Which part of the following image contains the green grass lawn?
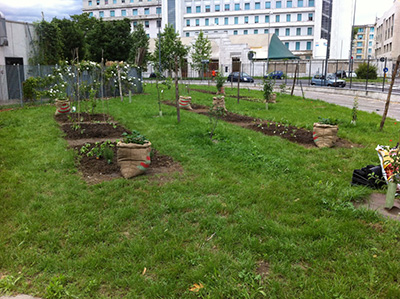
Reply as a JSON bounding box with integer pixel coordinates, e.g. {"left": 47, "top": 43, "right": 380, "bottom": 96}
{"left": 2, "top": 84, "right": 400, "bottom": 298}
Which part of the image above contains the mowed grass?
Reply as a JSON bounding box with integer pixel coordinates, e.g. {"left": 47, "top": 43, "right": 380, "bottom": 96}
{"left": 1, "top": 84, "right": 400, "bottom": 298}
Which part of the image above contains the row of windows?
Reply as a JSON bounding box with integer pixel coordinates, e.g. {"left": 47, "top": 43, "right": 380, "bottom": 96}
{"left": 91, "top": 7, "right": 161, "bottom": 17}
{"left": 356, "top": 34, "right": 374, "bottom": 40}
{"left": 186, "top": 0, "right": 315, "bottom": 13}
{"left": 88, "top": 0, "right": 151, "bottom": 5}
{"left": 186, "top": 13, "right": 313, "bottom": 26}
{"left": 132, "top": 19, "right": 161, "bottom": 28}
{"left": 356, "top": 41, "right": 373, "bottom": 47}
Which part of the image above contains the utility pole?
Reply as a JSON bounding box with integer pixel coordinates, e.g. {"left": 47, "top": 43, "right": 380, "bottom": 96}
{"left": 323, "top": 0, "right": 333, "bottom": 83}
{"left": 348, "top": 0, "right": 357, "bottom": 88}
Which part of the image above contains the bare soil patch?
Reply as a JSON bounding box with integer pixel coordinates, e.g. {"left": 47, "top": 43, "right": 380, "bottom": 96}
{"left": 56, "top": 113, "right": 181, "bottom": 184}
{"left": 164, "top": 101, "right": 360, "bottom": 148}
{"left": 355, "top": 193, "right": 400, "bottom": 221}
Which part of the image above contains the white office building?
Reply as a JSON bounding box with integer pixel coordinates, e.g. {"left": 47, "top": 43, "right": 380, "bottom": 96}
{"left": 162, "top": 0, "right": 353, "bottom": 59}
{"left": 82, "top": 0, "right": 162, "bottom": 38}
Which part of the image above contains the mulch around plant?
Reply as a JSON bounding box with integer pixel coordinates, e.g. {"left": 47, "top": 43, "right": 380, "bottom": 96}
{"left": 163, "top": 101, "right": 360, "bottom": 148}
{"left": 55, "top": 113, "right": 182, "bottom": 184}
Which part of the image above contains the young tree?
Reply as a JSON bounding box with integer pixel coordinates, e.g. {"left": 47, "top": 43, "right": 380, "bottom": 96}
{"left": 190, "top": 30, "right": 212, "bottom": 77}
{"left": 153, "top": 25, "right": 189, "bottom": 122}
{"left": 53, "top": 18, "right": 87, "bottom": 61}
{"left": 128, "top": 23, "right": 150, "bottom": 71}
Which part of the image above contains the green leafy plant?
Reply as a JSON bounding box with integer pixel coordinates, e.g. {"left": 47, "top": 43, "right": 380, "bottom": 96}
{"left": 351, "top": 96, "right": 359, "bottom": 125}
{"left": 279, "top": 83, "right": 287, "bottom": 94}
{"left": 208, "top": 105, "right": 225, "bottom": 140}
{"left": 318, "top": 117, "right": 338, "bottom": 125}
{"left": 46, "top": 275, "right": 70, "bottom": 299}
{"left": 83, "top": 141, "right": 115, "bottom": 164}
{"left": 215, "top": 71, "right": 225, "bottom": 92}
{"left": 22, "top": 77, "right": 42, "bottom": 102}
{"left": 355, "top": 62, "right": 378, "bottom": 80}
{"left": 263, "top": 78, "right": 275, "bottom": 110}
{"left": 122, "top": 130, "right": 148, "bottom": 144}
{"left": 0, "top": 275, "right": 21, "bottom": 294}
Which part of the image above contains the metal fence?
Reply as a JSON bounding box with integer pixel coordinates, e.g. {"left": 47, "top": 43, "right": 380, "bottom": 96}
{"left": 143, "top": 58, "right": 400, "bottom": 94}
{"left": 0, "top": 64, "right": 142, "bottom": 104}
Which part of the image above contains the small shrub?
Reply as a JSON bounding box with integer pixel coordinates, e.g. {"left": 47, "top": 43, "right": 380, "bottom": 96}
{"left": 318, "top": 117, "right": 338, "bottom": 125}
{"left": 355, "top": 62, "right": 378, "bottom": 80}
{"left": 122, "top": 130, "right": 148, "bottom": 144}
{"left": 22, "top": 77, "right": 41, "bottom": 102}
{"left": 215, "top": 71, "right": 225, "bottom": 92}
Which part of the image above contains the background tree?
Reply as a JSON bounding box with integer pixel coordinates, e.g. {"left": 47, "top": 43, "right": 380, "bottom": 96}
{"left": 128, "top": 23, "right": 150, "bottom": 70}
{"left": 190, "top": 30, "right": 212, "bottom": 77}
{"left": 355, "top": 62, "right": 378, "bottom": 79}
{"left": 53, "top": 18, "right": 86, "bottom": 61}
{"left": 31, "top": 20, "right": 63, "bottom": 65}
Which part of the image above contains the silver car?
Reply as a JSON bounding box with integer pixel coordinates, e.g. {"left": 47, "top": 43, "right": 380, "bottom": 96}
{"left": 311, "top": 74, "right": 346, "bottom": 88}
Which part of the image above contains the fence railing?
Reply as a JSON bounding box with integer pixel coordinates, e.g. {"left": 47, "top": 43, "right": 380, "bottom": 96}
{"left": 0, "top": 64, "right": 142, "bottom": 103}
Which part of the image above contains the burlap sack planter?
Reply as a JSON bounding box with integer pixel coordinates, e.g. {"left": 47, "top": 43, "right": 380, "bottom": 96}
{"left": 268, "top": 93, "right": 277, "bottom": 103}
{"left": 178, "top": 96, "right": 193, "bottom": 110}
{"left": 55, "top": 99, "right": 71, "bottom": 115}
{"left": 313, "top": 123, "right": 338, "bottom": 148}
{"left": 117, "top": 141, "right": 151, "bottom": 178}
{"left": 212, "top": 96, "right": 227, "bottom": 112}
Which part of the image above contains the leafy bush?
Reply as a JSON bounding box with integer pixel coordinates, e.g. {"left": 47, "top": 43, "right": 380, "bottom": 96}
{"left": 318, "top": 117, "right": 338, "bottom": 125}
{"left": 355, "top": 62, "right": 378, "bottom": 79}
{"left": 122, "top": 130, "right": 148, "bottom": 144}
{"left": 263, "top": 78, "right": 274, "bottom": 101}
{"left": 215, "top": 71, "right": 225, "bottom": 91}
{"left": 22, "top": 77, "right": 41, "bottom": 102}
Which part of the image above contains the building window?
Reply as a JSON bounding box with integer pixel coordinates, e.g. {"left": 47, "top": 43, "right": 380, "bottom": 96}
{"left": 357, "top": 41, "right": 362, "bottom": 47}
{"left": 308, "top": 13, "right": 313, "bottom": 21}
{"left": 205, "top": 18, "right": 209, "bottom": 26}
{"left": 244, "top": 29, "right": 248, "bottom": 35}
{"left": 369, "top": 34, "right": 374, "bottom": 39}
{"left": 307, "top": 27, "right": 312, "bottom": 35}
{"left": 368, "top": 48, "right": 372, "bottom": 53}
{"left": 186, "top": 7, "right": 192, "bottom": 13}
{"left": 255, "top": 16, "right": 259, "bottom": 23}
{"left": 88, "top": 0, "right": 92, "bottom": 6}
{"left": 215, "top": 18, "right": 219, "bottom": 25}
{"left": 89, "top": 12, "right": 93, "bottom": 17}
{"left": 295, "top": 42, "right": 300, "bottom": 50}
{"left": 234, "top": 17, "right": 238, "bottom": 24}
{"left": 224, "top": 17, "right": 228, "bottom": 25}
{"left": 369, "top": 41, "right": 372, "bottom": 46}
{"left": 129, "top": 0, "right": 132, "bottom": 2}
{"left": 266, "top": 2, "right": 271, "bottom": 9}
{"left": 357, "top": 34, "right": 363, "bottom": 39}
{"left": 186, "top": 19, "right": 190, "bottom": 27}
{"left": 206, "top": 5, "right": 210, "bottom": 12}
{"left": 225, "top": 4, "right": 230, "bottom": 11}
{"left": 105, "top": 0, "right": 108, "bottom": 4}
{"left": 144, "top": 8, "right": 149, "bottom": 15}
{"left": 234, "top": 30, "right": 238, "bottom": 35}
{"left": 145, "top": 21, "right": 149, "bottom": 28}
{"left": 133, "top": 9, "right": 138, "bottom": 15}
{"left": 196, "top": 19, "right": 199, "bottom": 26}
{"left": 276, "top": 1, "right": 282, "bottom": 8}
{"left": 276, "top": 15, "right": 280, "bottom": 22}
{"left": 113, "top": 0, "right": 116, "bottom": 3}
{"left": 287, "top": 1, "right": 292, "bottom": 8}
{"left": 215, "top": 4, "right": 220, "bottom": 11}
{"left": 370, "top": 27, "right": 375, "bottom": 32}
{"left": 156, "top": 7, "right": 161, "bottom": 14}
{"left": 254, "top": 29, "right": 258, "bottom": 34}
{"left": 121, "top": 9, "right": 126, "bottom": 16}
{"left": 97, "top": 0, "right": 100, "bottom": 4}
{"left": 307, "top": 41, "right": 311, "bottom": 50}
{"left": 264, "top": 29, "right": 269, "bottom": 33}
{"left": 186, "top": 32, "right": 190, "bottom": 37}
{"left": 245, "top": 16, "right": 249, "bottom": 23}
{"left": 133, "top": 21, "right": 137, "bottom": 27}
{"left": 309, "top": 0, "right": 314, "bottom": 6}
{"left": 296, "top": 28, "right": 301, "bottom": 35}
{"left": 298, "top": 0, "right": 304, "bottom": 7}
{"left": 285, "top": 42, "right": 289, "bottom": 48}
{"left": 110, "top": 10, "right": 115, "bottom": 17}
{"left": 286, "top": 14, "right": 291, "bottom": 22}
{"left": 358, "top": 28, "right": 364, "bottom": 33}
{"left": 255, "top": 2, "right": 261, "bottom": 9}
{"left": 157, "top": 19, "right": 161, "bottom": 27}
{"left": 285, "top": 28, "right": 290, "bottom": 36}
{"left": 196, "top": 6, "right": 201, "bottom": 13}
{"left": 356, "top": 49, "right": 362, "bottom": 54}
{"left": 235, "top": 3, "right": 240, "bottom": 10}
{"left": 122, "top": 0, "right": 125, "bottom": 3}
{"left": 275, "top": 28, "right": 279, "bottom": 35}
{"left": 265, "top": 15, "right": 270, "bottom": 23}
{"left": 245, "top": 3, "right": 250, "bottom": 10}
{"left": 356, "top": 55, "right": 362, "bottom": 59}
{"left": 297, "top": 14, "right": 302, "bottom": 21}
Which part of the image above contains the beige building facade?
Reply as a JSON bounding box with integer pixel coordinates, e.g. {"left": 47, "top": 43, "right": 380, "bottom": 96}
{"left": 352, "top": 24, "right": 375, "bottom": 59}
{"left": 375, "top": 0, "right": 400, "bottom": 59}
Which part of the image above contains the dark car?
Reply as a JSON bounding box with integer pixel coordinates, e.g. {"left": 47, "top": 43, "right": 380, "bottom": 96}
{"left": 264, "top": 70, "right": 285, "bottom": 79}
{"left": 227, "top": 72, "right": 254, "bottom": 83}
{"left": 149, "top": 72, "right": 165, "bottom": 79}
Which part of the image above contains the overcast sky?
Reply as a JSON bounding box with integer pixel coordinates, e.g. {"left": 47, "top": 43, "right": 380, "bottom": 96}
{"left": 0, "top": 0, "right": 396, "bottom": 24}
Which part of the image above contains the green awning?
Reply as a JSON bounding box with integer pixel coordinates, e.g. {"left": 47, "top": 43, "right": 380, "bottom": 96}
{"left": 267, "top": 34, "right": 299, "bottom": 60}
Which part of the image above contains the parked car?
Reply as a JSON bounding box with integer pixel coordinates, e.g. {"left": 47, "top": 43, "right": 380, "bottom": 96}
{"left": 149, "top": 72, "right": 165, "bottom": 79}
{"left": 264, "top": 70, "right": 285, "bottom": 79}
{"left": 311, "top": 74, "right": 346, "bottom": 87}
{"left": 227, "top": 72, "right": 254, "bottom": 83}
{"left": 335, "top": 70, "right": 357, "bottom": 78}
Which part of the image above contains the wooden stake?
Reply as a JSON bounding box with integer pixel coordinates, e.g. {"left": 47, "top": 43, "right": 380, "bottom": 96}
{"left": 380, "top": 55, "right": 400, "bottom": 131}
{"left": 117, "top": 65, "right": 123, "bottom": 102}
{"left": 291, "top": 63, "right": 298, "bottom": 96}
{"left": 175, "top": 57, "right": 180, "bottom": 123}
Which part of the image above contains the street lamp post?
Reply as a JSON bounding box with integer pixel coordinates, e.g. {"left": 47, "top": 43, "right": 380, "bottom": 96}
{"left": 158, "top": 0, "right": 162, "bottom": 75}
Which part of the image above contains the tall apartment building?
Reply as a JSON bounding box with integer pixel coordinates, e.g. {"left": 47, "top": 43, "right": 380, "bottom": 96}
{"left": 82, "top": 0, "right": 162, "bottom": 38}
{"left": 375, "top": 0, "right": 400, "bottom": 59}
{"left": 162, "top": 0, "right": 352, "bottom": 59}
{"left": 351, "top": 25, "right": 375, "bottom": 59}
